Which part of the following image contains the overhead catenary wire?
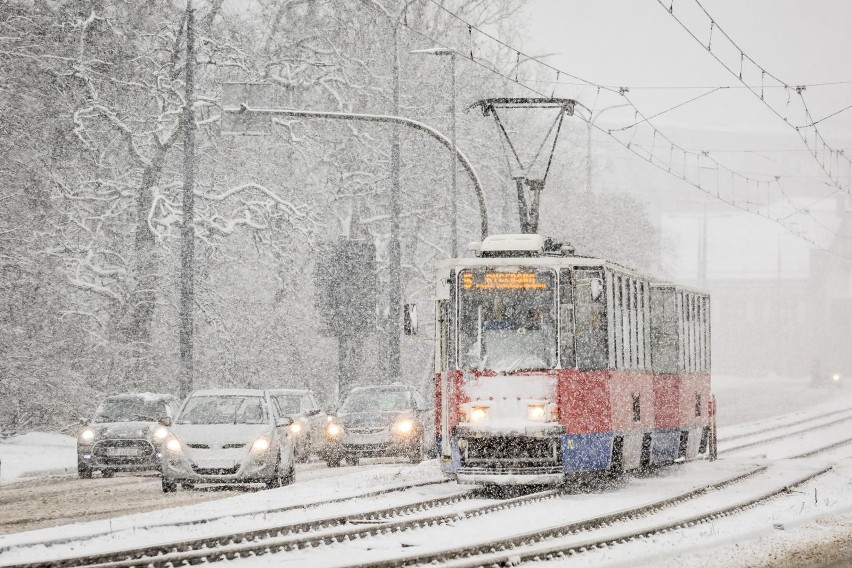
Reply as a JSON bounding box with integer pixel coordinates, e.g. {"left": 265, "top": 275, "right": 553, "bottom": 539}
{"left": 387, "top": 0, "right": 852, "bottom": 257}
{"left": 656, "top": 0, "right": 852, "bottom": 199}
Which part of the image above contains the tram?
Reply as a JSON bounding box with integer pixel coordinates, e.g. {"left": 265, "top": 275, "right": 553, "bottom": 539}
{"left": 433, "top": 234, "right": 715, "bottom": 485}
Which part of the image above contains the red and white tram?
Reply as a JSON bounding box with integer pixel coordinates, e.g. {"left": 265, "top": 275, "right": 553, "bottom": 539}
{"left": 433, "top": 234, "right": 715, "bottom": 485}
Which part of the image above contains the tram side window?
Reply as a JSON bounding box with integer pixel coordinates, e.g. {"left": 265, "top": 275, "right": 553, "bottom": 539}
{"left": 559, "top": 269, "right": 576, "bottom": 369}
{"left": 574, "top": 269, "right": 608, "bottom": 370}
{"left": 612, "top": 275, "right": 624, "bottom": 369}
{"left": 650, "top": 286, "right": 679, "bottom": 374}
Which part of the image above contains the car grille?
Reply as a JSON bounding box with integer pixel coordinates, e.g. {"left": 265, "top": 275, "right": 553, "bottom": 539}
{"left": 187, "top": 444, "right": 209, "bottom": 449}
{"left": 92, "top": 439, "right": 155, "bottom": 464}
{"left": 460, "top": 437, "right": 561, "bottom": 470}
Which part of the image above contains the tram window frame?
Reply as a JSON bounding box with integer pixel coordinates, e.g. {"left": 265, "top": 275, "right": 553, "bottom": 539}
{"left": 449, "top": 269, "right": 456, "bottom": 369}
{"left": 621, "top": 277, "right": 630, "bottom": 369}
{"left": 574, "top": 267, "right": 609, "bottom": 370}
{"left": 606, "top": 271, "right": 616, "bottom": 369}
{"left": 613, "top": 274, "right": 624, "bottom": 369}
{"left": 559, "top": 269, "right": 576, "bottom": 369}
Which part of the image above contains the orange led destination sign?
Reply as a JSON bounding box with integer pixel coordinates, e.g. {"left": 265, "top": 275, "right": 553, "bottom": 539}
{"left": 462, "top": 272, "right": 549, "bottom": 290}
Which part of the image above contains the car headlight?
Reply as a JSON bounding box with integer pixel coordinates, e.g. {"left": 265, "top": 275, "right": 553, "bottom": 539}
{"left": 289, "top": 422, "right": 303, "bottom": 435}
{"left": 166, "top": 436, "right": 182, "bottom": 454}
{"left": 152, "top": 426, "right": 169, "bottom": 441}
{"left": 326, "top": 423, "right": 343, "bottom": 437}
{"left": 469, "top": 406, "right": 488, "bottom": 422}
{"left": 251, "top": 434, "right": 272, "bottom": 453}
{"left": 79, "top": 428, "right": 95, "bottom": 443}
{"left": 527, "top": 404, "right": 546, "bottom": 421}
{"left": 832, "top": 373, "right": 841, "bottom": 382}
{"left": 392, "top": 418, "right": 415, "bottom": 435}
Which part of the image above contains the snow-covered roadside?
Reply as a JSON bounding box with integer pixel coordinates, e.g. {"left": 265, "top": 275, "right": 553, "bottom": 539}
{"left": 0, "top": 433, "right": 77, "bottom": 483}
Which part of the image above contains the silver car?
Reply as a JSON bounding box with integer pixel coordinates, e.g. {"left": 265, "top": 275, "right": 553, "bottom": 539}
{"left": 77, "top": 393, "right": 179, "bottom": 479}
{"left": 160, "top": 389, "right": 296, "bottom": 492}
{"left": 268, "top": 389, "right": 328, "bottom": 462}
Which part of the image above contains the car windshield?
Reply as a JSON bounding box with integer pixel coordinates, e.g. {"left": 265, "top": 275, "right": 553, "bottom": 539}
{"left": 93, "top": 399, "right": 166, "bottom": 423}
{"left": 272, "top": 394, "right": 302, "bottom": 415}
{"left": 341, "top": 389, "right": 411, "bottom": 413}
{"left": 177, "top": 396, "right": 267, "bottom": 425}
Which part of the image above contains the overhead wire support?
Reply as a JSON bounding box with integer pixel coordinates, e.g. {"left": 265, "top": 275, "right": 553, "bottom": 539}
{"left": 404, "top": 0, "right": 852, "bottom": 257}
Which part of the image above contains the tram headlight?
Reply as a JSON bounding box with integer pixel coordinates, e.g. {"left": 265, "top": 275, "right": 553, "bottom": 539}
{"left": 392, "top": 418, "right": 415, "bottom": 436}
{"left": 469, "top": 406, "right": 488, "bottom": 422}
{"left": 527, "top": 404, "right": 546, "bottom": 421}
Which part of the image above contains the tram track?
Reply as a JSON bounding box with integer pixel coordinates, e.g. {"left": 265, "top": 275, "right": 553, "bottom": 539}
{"left": 8, "top": 414, "right": 852, "bottom": 568}
{"left": 718, "top": 410, "right": 852, "bottom": 455}
{"left": 338, "top": 438, "right": 852, "bottom": 568}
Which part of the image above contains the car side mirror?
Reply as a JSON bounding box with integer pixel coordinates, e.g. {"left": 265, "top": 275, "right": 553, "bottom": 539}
{"left": 158, "top": 417, "right": 172, "bottom": 427}
{"left": 276, "top": 416, "right": 294, "bottom": 428}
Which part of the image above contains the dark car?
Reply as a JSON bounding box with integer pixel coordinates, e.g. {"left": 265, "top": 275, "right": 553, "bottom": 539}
{"left": 268, "top": 389, "right": 327, "bottom": 462}
{"left": 321, "top": 384, "right": 429, "bottom": 467}
{"left": 77, "top": 393, "right": 180, "bottom": 479}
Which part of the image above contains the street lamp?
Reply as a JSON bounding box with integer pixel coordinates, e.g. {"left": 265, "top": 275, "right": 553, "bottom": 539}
{"left": 411, "top": 47, "right": 458, "bottom": 258}
{"left": 586, "top": 104, "right": 629, "bottom": 193}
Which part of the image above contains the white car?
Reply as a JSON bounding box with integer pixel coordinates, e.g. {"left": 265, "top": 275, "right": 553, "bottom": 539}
{"left": 160, "top": 389, "right": 296, "bottom": 492}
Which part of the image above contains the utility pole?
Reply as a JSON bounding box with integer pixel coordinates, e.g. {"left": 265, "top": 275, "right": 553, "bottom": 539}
{"left": 179, "top": 0, "right": 196, "bottom": 399}
{"left": 388, "top": 26, "right": 402, "bottom": 380}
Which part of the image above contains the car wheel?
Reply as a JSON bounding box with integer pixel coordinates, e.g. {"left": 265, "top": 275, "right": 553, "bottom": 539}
{"left": 101, "top": 469, "right": 115, "bottom": 478}
{"left": 78, "top": 464, "right": 92, "bottom": 479}
{"left": 161, "top": 476, "right": 177, "bottom": 493}
{"left": 325, "top": 449, "right": 342, "bottom": 467}
{"left": 282, "top": 463, "right": 295, "bottom": 486}
{"left": 346, "top": 454, "right": 360, "bottom": 466}
{"left": 408, "top": 443, "right": 423, "bottom": 464}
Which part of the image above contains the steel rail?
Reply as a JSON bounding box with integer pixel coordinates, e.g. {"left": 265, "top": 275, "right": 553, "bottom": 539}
{"left": 719, "top": 413, "right": 852, "bottom": 455}
{"left": 49, "top": 487, "right": 562, "bottom": 568}
{"left": 342, "top": 438, "right": 852, "bottom": 568}
{"left": 0, "top": 478, "right": 449, "bottom": 555}
{"left": 437, "top": 465, "right": 834, "bottom": 568}
{"left": 718, "top": 406, "right": 852, "bottom": 444}
{"left": 6, "top": 486, "right": 476, "bottom": 568}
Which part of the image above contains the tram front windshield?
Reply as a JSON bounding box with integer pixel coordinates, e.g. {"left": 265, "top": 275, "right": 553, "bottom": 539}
{"left": 458, "top": 269, "right": 557, "bottom": 371}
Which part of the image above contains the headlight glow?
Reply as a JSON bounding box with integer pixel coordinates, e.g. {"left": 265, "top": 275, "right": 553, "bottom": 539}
{"left": 166, "top": 437, "right": 182, "bottom": 453}
{"left": 326, "top": 423, "right": 343, "bottom": 437}
{"left": 393, "top": 419, "right": 415, "bottom": 434}
{"left": 832, "top": 373, "right": 841, "bottom": 382}
{"left": 527, "top": 404, "right": 546, "bottom": 420}
{"left": 152, "top": 426, "right": 169, "bottom": 441}
{"left": 289, "top": 422, "right": 303, "bottom": 434}
{"left": 79, "top": 428, "right": 95, "bottom": 442}
{"left": 251, "top": 435, "right": 271, "bottom": 453}
{"left": 470, "top": 407, "right": 488, "bottom": 422}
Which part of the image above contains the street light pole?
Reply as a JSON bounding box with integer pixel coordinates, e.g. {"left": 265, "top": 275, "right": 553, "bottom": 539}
{"left": 411, "top": 47, "right": 457, "bottom": 257}
{"left": 586, "top": 104, "right": 629, "bottom": 193}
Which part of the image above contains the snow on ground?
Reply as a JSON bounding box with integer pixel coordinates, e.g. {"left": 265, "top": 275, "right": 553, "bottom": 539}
{"left": 0, "top": 432, "right": 76, "bottom": 483}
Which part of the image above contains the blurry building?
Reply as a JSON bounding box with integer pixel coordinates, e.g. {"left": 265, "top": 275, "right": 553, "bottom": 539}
{"left": 662, "top": 197, "right": 852, "bottom": 377}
